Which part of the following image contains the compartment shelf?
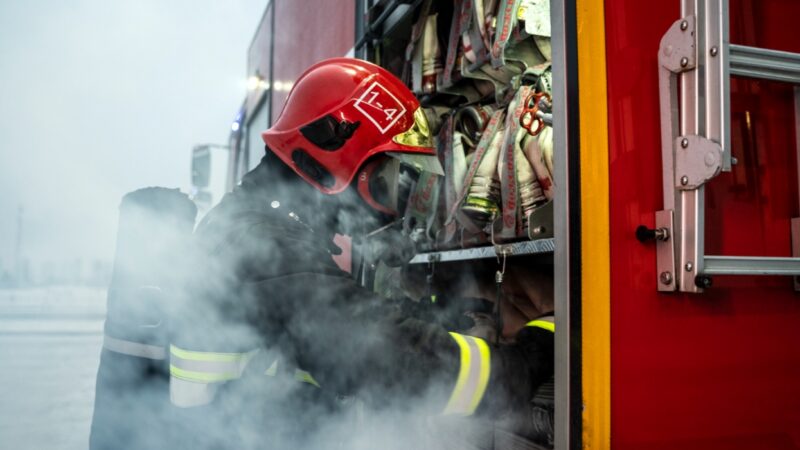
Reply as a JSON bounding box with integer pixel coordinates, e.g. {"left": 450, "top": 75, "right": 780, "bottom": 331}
{"left": 408, "top": 238, "right": 555, "bottom": 264}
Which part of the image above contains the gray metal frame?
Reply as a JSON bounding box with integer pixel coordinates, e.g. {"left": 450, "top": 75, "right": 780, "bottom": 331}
{"left": 657, "top": 0, "right": 800, "bottom": 292}
{"left": 550, "top": 0, "right": 576, "bottom": 447}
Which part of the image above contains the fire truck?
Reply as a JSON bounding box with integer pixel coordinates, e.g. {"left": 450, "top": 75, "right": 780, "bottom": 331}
{"left": 189, "top": 0, "right": 800, "bottom": 448}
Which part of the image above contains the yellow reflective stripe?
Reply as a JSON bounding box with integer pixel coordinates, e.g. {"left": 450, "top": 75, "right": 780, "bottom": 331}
{"left": 294, "top": 369, "right": 321, "bottom": 388}
{"left": 443, "top": 332, "right": 491, "bottom": 416}
{"left": 169, "top": 364, "right": 240, "bottom": 383}
{"left": 169, "top": 345, "right": 251, "bottom": 362}
{"left": 445, "top": 333, "right": 472, "bottom": 414}
{"left": 469, "top": 337, "right": 491, "bottom": 413}
{"left": 265, "top": 359, "right": 279, "bottom": 377}
{"left": 526, "top": 319, "right": 556, "bottom": 333}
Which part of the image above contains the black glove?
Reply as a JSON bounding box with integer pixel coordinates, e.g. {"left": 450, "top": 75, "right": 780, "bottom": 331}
{"left": 398, "top": 295, "right": 494, "bottom": 331}
{"left": 478, "top": 324, "right": 555, "bottom": 417}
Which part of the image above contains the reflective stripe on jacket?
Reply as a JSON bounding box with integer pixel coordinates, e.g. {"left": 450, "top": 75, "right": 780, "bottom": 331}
{"left": 169, "top": 345, "right": 258, "bottom": 408}
{"left": 526, "top": 315, "right": 555, "bottom": 333}
{"left": 103, "top": 334, "right": 166, "bottom": 360}
{"left": 442, "top": 332, "right": 492, "bottom": 416}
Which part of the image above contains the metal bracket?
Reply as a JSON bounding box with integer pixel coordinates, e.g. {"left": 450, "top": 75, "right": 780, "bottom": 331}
{"left": 656, "top": 210, "right": 677, "bottom": 292}
{"left": 494, "top": 243, "right": 516, "bottom": 258}
{"left": 527, "top": 200, "right": 555, "bottom": 240}
{"left": 674, "top": 135, "right": 723, "bottom": 189}
{"left": 792, "top": 220, "right": 800, "bottom": 291}
{"left": 658, "top": 16, "right": 699, "bottom": 202}
{"left": 659, "top": 15, "right": 697, "bottom": 73}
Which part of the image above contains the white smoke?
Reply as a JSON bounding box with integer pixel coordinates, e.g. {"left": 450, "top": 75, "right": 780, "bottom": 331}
{"left": 0, "top": 2, "right": 555, "bottom": 449}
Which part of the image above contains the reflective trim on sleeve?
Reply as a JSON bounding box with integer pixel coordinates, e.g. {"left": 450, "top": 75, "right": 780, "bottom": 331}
{"left": 443, "top": 332, "right": 491, "bottom": 416}
{"left": 169, "top": 365, "right": 241, "bottom": 383}
{"left": 169, "top": 345, "right": 257, "bottom": 382}
{"left": 526, "top": 316, "right": 555, "bottom": 333}
{"left": 169, "top": 345, "right": 257, "bottom": 362}
{"left": 170, "top": 376, "right": 219, "bottom": 408}
{"left": 169, "top": 345, "right": 259, "bottom": 408}
{"left": 294, "top": 369, "right": 321, "bottom": 388}
{"left": 103, "top": 334, "right": 166, "bottom": 360}
{"left": 265, "top": 359, "right": 279, "bottom": 377}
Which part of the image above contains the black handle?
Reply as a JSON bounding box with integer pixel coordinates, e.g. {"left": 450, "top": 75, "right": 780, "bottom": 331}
{"left": 636, "top": 225, "right": 670, "bottom": 243}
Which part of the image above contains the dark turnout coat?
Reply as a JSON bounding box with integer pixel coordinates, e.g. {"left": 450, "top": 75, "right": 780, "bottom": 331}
{"left": 167, "top": 158, "right": 555, "bottom": 449}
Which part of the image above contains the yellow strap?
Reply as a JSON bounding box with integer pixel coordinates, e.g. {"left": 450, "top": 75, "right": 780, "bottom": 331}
{"left": 264, "top": 359, "right": 279, "bottom": 377}
{"left": 170, "top": 344, "right": 252, "bottom": 363}
{"left": 443, "top": 332, "right": 491, "bottom": 416}
{"left": 445, "top": 333, "right": 472, "bottom": 413}
{"left": 169, "top": 364, "right": 240, "bottom": 383}
{"left": 526, "top": 319, "right": 556, "bottom": 333}
{"left": 470, "top": 337, "right": 491, "bottom": 413}
{"left": 294, "top": 369, "right": 321, "bottom": 388}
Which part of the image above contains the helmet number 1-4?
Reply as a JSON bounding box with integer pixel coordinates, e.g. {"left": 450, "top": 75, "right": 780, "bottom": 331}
{"left": 354, "top": 82, "right": 407, "bottom": 134}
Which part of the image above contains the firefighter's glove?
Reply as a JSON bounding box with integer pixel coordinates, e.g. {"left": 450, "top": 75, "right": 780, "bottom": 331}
{"left": 366, "top": 225, "right": 417, "bottom": 267}
{"left": 408, "top": 295, "right": 495, "bottom": 332}
{"left": 514, "top": 323, "right": 556, "bottom": 402}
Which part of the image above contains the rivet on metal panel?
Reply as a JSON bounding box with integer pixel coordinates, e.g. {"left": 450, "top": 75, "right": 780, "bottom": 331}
{"left": 731, "top": 156, "right": 738, "bottom": 165}
{"left": 710, "top": 46, "right": 718, "bottom": 57}
{"left": 681, "top": 138, "right": 689, "bottom": 148}
{"left": 680, "top": 57, "right": 689, "bottom": 67}
{"left": 659, "top": 271, "right": 673, "bottom": 285}
{"left": 681, "top": 176, "right": 689, "bottom": 186}
{"left": 680, "top": 20, "right": 688, "bottom": 31}
{"left": 685, "top": 262, "right": 693, "bottom": 272}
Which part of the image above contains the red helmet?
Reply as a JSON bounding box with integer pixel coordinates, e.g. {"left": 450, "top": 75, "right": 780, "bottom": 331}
{"left": 262, "top": 58, "right": 440, "bottom": 200}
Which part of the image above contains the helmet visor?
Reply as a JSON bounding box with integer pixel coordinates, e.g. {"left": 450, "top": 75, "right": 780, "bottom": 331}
{"left": 392, "top": 107, "right": 433, "bottom": 148}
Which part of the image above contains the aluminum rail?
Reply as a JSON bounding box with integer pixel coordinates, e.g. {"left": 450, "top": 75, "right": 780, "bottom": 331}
{"left": 703, "top": 255, "right": 800, "bottom": 275}
{"left": 730, "top": 44, "right": 800, "bottom": 84}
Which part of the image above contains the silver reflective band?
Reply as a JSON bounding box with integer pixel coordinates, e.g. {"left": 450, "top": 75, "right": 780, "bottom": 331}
{"left": 442, "top": 333, "right": 491, "bottom": 416}
{"left": 170, "top": 377, "right": 218, "bottom": 408}
{"left": 103, "top": 334, "right": 166, "bottom": 360}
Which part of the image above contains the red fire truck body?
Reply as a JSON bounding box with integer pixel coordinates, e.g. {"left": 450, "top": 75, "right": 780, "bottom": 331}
{"left": 606, "top": 0, "right": 800, "bottom": 448}
{"left": 213, "top": 1, "right": 800, "bottom": 448}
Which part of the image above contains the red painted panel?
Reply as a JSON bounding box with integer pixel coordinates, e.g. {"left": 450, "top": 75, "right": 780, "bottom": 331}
{"left": 605, "top": 0, "right": 800, "bottom": 448}
{"left": 271, "top": 0, "right": 355, "bottom": 122}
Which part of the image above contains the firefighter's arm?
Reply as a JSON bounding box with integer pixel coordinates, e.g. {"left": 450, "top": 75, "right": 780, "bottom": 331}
{"left": 247, "top": 271, "right": 554, "bottom": 417}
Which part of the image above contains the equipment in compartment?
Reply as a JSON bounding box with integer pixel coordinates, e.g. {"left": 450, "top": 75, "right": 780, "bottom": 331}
{"left": 384, "top": 0, "right": 555, "bottom": 254}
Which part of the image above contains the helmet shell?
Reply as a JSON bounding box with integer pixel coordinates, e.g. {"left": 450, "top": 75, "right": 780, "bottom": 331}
{"left": 262, "top": 58, "right": 435, "bottom": 194}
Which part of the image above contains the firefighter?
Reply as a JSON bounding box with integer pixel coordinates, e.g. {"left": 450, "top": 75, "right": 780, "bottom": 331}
{"left": 168, "top": 58, "right": 555, "bottom": 449}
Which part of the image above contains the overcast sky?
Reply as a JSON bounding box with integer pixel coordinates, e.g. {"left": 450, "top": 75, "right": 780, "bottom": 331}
{"left": 0, "top": 0, "right": 266, "bottom": 271}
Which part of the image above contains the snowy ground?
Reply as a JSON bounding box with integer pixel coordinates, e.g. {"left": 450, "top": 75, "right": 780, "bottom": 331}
{"left": 0, "top": 287, "right": 106, "bottom": 450}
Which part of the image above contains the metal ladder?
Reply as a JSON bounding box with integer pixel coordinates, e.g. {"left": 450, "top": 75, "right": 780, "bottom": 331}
{"left": 654, "top": 0, "right": 800, "bottom": 292}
